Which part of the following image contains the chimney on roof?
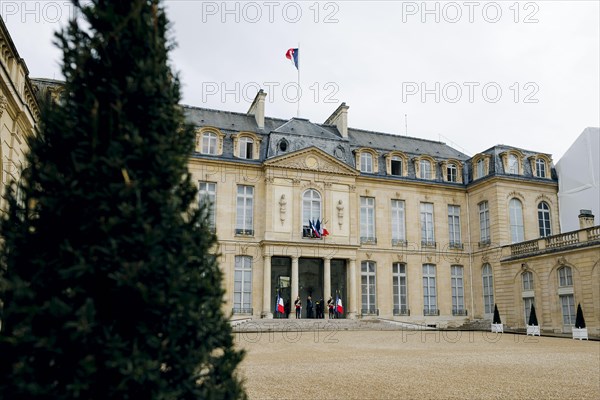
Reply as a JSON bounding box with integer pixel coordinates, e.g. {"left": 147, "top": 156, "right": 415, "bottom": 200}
{"left": 247, "top": 89, "right": 267, "bottom": 129}
{"left": 324, "top": 102, "right": 349, "bottom": 138}
{"left": 578, "top": 210, "right": 595, "bottom": 229}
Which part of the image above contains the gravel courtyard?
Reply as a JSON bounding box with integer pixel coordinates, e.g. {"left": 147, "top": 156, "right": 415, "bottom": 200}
{"left": 235, "top": 329, "right": 600, "bottom": 399}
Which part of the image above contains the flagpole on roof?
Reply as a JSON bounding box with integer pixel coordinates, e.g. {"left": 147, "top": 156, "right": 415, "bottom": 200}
{"left": 297, "top": 42, "right": 300, "bottom": 118}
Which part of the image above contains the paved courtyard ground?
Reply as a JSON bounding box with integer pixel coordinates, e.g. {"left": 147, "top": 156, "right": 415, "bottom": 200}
{"left": 235, "top": 328, "right": 600, "bottom": 399}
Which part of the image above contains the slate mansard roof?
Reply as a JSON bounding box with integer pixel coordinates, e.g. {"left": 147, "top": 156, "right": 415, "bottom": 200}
{"left": 182, "top": 104, "right": 557, "bottom": 186}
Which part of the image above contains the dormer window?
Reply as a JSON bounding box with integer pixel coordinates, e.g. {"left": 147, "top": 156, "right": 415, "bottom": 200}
{"left": 535, "top": 158, "right": 546, "bottom": 177}
{"left": 232, "top": 132, "right": 261, "bottom": 160}
{"left": 419, "top": 160, "right": 432, "bottom": 179}
{"left": 447, "top": 163, "right": 457, "bottom": 182}
{"left": 202, "top": 132, "right": 217, "bottom": 155}
{"left": 355, "top": 148, "right": 379, "bottom": 174}
{"left": 391, "top": 156, "right": 403, "bottom": 176}
{"left": 385, "top": 152, "right": 408, "bottom": 177}
{"left": 508, "top": 154, "right": 518, "bottom": 174}
{"left": 278, "top": 139, "right": 288, "bottom": 153}
{"left": 196, "top": 128, "right": 225, "bottom": 155}
{"left": 239, "top": 137, "right": 254, "bottom": 159}
{"left": 477, "top": 159, "right": 485, "bottom": 178}
{"left": 361, "top": 152, "right": 373, "bottom": 173}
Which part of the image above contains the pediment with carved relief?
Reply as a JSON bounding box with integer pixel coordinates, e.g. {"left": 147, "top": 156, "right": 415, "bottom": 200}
{"left": 264, "top": 147, "right": 359, "bottom": 176}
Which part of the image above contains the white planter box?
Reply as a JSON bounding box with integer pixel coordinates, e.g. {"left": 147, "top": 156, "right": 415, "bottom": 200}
{"left": 527, "top": 325, "right": 540, "bottom": 336}
{"left": 491, "top": 323, "right": 503, "bottom": 333}
{"left": 572, "top": 328, "right": 588, "bottom": 340}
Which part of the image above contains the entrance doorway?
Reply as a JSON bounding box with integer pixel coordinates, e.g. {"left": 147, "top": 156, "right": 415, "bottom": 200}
{"left": 271, "top": 257, "right": 291, "bottom": 318}
{"left": 330, "top": 259, "right": 347, "bottom": 318}
{"left": 299, "top": 258, "right": 323, "bottom": 318}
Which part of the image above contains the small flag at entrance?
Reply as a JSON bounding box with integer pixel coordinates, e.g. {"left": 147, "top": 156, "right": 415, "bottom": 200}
{"left": 277, "top": 293, "right": 285, "bottom": 314}
{"left": 285, "top": 48, "right": 299, "bottom": 69}
{"left": 336, "top": 296, "right": 344, "bottom": 314}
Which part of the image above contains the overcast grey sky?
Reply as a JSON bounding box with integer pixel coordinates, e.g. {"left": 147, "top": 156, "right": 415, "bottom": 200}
{"left": 2, "top": 1, "right": 599, "bottom": 160}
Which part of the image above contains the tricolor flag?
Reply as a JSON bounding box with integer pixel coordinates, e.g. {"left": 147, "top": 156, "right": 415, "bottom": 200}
{"left": 309, "top": 219, "right": 321, "bottom": 238}
{"left": 285, "top": 48, "right": 299, "bottom": 70}
{"left": 321, "top": 219, "right": 330, "bottom": 237}
{"left": 336, "top": 296, "right": 344, "bottom": 314}
{"left": 276, "top": 292, "right": 285, "bottom": 314}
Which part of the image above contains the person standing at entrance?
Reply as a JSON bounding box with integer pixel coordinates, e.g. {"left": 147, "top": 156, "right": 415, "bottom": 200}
{"left": 294, "top": 296, "right": 302, "bottom": 319}
{"left": 306, "top": 296, "right": 313, "bottom": 319}
{"left": 327, "top": 296, "right": 334, "bottom": 318}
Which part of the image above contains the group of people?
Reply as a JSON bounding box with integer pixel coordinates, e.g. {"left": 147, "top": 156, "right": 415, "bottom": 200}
{"left": 293, "top": 295, "right": 340, "bottom": 319}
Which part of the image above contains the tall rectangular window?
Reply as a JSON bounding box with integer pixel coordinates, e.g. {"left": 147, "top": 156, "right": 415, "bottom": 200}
{"left": 361, "top": 261, "right": 377, "bottom": 314}
{"left": 524, "top": 297, "right": 535, "bottom": 325}
{"left": 482, "top": 264, "right": 494, "bottom": 315}
{"left": 360, "top": 197, "right": 376, "bottom": 242}
{"left": 236, "top": 185, "right": 254, "bottom": 235}
{"left": 199, "top": 181, "right": 216, "bottom": 232}
{"left": 392, "top": 263, "right": 408, "bottom": 315}
{"left": 479, "top": 201, "right": 490, "bottom": 244}
{"left": 422, "top": 264, "right": 437, "bottom": 315}
{"left": 560, "top": 295, "right": 575, "bottom": 325}
{"left": 234, "top": 256, "right": 252, "bottom": 313}
{"left": 391, "top": 199, "right": 406, "bottom": 245}
{"left": 538, "top": 202, "right": 552, "bottom": 237}
{"left": 448, "top": 205, "right": 461, "bottom": 247}
{"left": 509, "top": 199, "right": 525, "bottom": 243}
{"left": 420, "top": 202, "right": 435, "bottom": 246}
{"left": 451, "top": 265, "right": 465, "bottom": 315}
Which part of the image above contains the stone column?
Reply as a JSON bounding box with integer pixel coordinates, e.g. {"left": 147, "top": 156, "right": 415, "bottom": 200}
{"left": 348, "top": 258, "right": 357, "bottom": 319}
{"left": 324, "top": 257, "right": 331, "bottom": 319}
{"left": 262, "top": 255, "right": 273, "bottom": 319}
{"left": 290, "top": 256, "right": 299, "bottom": 319}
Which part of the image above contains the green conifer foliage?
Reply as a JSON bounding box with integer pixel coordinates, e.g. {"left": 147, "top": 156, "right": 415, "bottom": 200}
{"left": 0, "top": 1, "right": 245, "bottom": 398}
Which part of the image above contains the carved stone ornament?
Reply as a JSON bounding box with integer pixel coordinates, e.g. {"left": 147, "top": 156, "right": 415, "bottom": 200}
{"left": 558, "top": 256, "right": 567, "bottom": 266}
{"left": 336, "top": 199, "right": 344, "bottom": 228}
{"left": 396, "top": 254, "right": 404, "bottom": 262}
{"left": 0, "top": 94, "right": 7, "bottom": 117}
{"left": 482, "top": 255, "right": 489, "bottom": 263}
{"left": 279, "top": 194, "right": 287, "bottom": 224}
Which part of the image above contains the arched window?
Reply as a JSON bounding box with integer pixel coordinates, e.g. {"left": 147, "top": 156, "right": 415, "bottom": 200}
{"left": 509, "top": 198, "right": 524, "bottom": 243}
{"left": 482, "top": 264, "right": 494, "bottom": 315}
{"left": 302, "top": 189, "right": 322, "bottom": 237}
{"left": 201, "top": 132, "right": 217, "bottom": 155}
{"left": 420, "top": 159, "right": 432, "bottom": 179}
{"left": 360, "top": 152, "right": 373, "bottom": 173}
{"left": 535, "top": 158, "right": 546, "bottom": 178}
{"left": 537, "top": 202, "right": 551, "bottom": 237}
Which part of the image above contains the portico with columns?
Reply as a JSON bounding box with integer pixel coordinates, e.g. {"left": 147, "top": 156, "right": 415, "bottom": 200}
{"left": 260, "top": 244, "right": 358, "bottom": 320}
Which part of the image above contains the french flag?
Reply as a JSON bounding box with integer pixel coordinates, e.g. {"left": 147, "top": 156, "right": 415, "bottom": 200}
{"left": 336, "top": 296, "right": 344, "bottom": 314}
{"left": 285, "top": 48, "right": 299, "bottom": 70}
{"left": 277, "top": 294, "right": 285, "bottom": 314}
